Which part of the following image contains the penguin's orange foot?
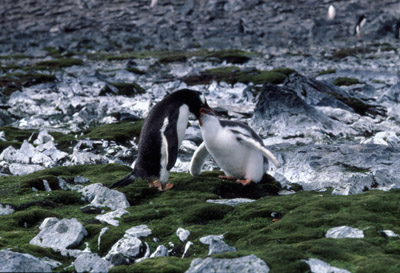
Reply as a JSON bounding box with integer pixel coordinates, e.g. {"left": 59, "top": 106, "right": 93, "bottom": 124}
{"left": 150, "top": 181, "right": 163, "bottom": 191}
{"left": 219, "top": 175, "right": 237, "bottom": 180}
{"left": 163, "top": 183, "right": 174, "bottom": 191}
{"left": 236, "top": 179, "right": 252, "bottom": 186}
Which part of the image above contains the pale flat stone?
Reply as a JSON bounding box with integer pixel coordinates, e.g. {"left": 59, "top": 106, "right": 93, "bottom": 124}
{"left": 326, "top": 226, "right": 364, "bottom": 239}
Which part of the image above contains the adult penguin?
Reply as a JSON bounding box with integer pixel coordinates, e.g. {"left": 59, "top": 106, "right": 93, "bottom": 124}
{"left": 111, "top": 89, "right": 211, "bottom": 191}
{"left": 190, "top": 108, "right": 280, "bottom": 185}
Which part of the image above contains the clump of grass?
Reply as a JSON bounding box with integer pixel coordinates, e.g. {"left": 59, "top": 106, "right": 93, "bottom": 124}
{"left": 206, "top": 49, "right": 254, "bottom": 64}
{"left": 183, "top": 66, "right": 294, "bottom": 86}
{"left": 33, "top": 58, "right": 83, "bottom": 70}
{"left": 0, "top": 73, "right": 56, "bottom": 95}
{"left": 158, "top": 53, "right": 188, "bottom": 64}
{"left": 332, "top": 77, "right": 361, "bottom": 86}
{"left": 82, "top": 120, "right": 143, "bottom": 144}
{"left": 331, "top": 47, "right": 373, "bottom": 60}
{"left": 317, "top": 69, "right": 337, "bottom": 76}
{"left": 99, "top": 82, "right": 145, "bottom": 97}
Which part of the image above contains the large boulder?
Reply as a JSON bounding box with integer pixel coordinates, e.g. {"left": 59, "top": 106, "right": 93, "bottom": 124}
{"left": 185, "top": 255, "right": 269, "bottom": 273}
{"left": 78, "top": 183, "right": 130, "bottom": 210}
{"left": 74, "top": 253, "right": 111, "bottom": 273}
{"left": 29, "top": 217, "right": 88, "bottom": 250}
{"left": 0, "top": 249, "right": 60, "bottom": 273}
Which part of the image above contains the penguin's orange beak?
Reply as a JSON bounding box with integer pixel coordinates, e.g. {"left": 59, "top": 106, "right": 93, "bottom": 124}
{"left": 199, "top": 107, "right": 216, "bottom": 126}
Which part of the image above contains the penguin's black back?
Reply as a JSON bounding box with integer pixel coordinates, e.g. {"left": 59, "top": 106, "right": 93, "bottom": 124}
{"left": 133, "top": 89, "right": 208, "bottom": 179}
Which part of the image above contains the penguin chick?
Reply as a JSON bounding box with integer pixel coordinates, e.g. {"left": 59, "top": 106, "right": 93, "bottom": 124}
{"left": 190, "top": 108, "right": 280, "bottom": 186}
{"left": 111, "top": 89, "right": 211, "bottom": 191}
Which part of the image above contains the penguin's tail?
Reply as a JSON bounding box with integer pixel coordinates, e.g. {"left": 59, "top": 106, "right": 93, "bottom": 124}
{"left": 110, "top": 173, "right": 136, "bottom": 188}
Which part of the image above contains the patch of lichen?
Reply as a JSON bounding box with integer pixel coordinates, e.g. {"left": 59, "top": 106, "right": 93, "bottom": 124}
{"left": 317, "top": 69, "right": 337, "bottom": 76}
{"left": 33, "top": 58, "right": 83, "bottom": 70}
{"left": 182, "top": 66, "right": 294, "bottom": 86}
{"left": 328, "top": 92, "right": 385, "bottom": 116}
{"left": 99, "top": 82, "right": 145, "bottom": 97}
{"left": 81, "top": 120, "right": 143, "bottom": 144}
{"left": 0, "top": 73, "right": 56, "bottom": 95}
{"left": 332, "top": 77, "right": 361, "bottom": 86}
{"left": 331, "top": 47, "right": 374, "bottom": 60}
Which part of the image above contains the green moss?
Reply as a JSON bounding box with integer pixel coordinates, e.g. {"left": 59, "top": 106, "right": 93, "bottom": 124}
{"left": 317, "top": 69, "right": 337, "bottom": 76}
{"left": 183, "top": 66, "right": 292, "bottom": 86}
{"left": 33, "top": 58, "right": 83, "bottom": 70}
{"left": 331, "top": 47, "right": 373, "bottom": 60}
{"left": 182, "top": 203, "right": 233, "bottom": 224}
{"left": 111, "top": 257, "right": 191, "bottom": 273}
{"left": 126, "top": 67, "right": 146, "bottom": 75}
{"left": 81, "top": 120, "right": 143, "bottom": 144}
{"left": 0, "top": 73, "right": 56, "bottom": 95}
{"left": 159, "top": 53, "right": 188, "bottom": 64}
{"left": 332, "top": 77, "right": 361, "bottom": 86}
{"left": 99, "top": 82, "right": 145, "bottom": 97}
{"left": 12, "top": 208, "right": 60, "bottom": 227}
{"left": 206, "top": 49, "right": 254, "bottom": 64}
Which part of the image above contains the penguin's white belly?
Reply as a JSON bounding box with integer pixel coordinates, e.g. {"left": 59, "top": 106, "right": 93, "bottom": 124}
{"left": 203, "top": 130, "right": 265, "bottom": 181}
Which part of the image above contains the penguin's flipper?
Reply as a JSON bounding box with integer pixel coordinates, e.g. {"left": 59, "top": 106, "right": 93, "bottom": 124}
{"left": 236, "top": 135, "right": 281, "bottom": 168}
{"left": 164, "top": 121, "right": 179, "bottom": 171}
{"left": 110, "top": 173, "right": 136, "bottom": 188}
{"left": 190, "top": 142, "right": 209, "bottom": 176}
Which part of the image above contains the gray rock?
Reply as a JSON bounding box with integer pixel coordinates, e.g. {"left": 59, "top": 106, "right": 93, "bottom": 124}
{"left": 185, "top": 255, "right": 270, "bottom": 273}
{"left": 30, "top": 217, "right": 88, "bottom": 250}
{"left": 199, "top": 234, "right": 236, "bottom": 255}
{"left": 9, "top": 163, "right": 45, "bottom": 176}
{"left": 0, "top": 146, "right": 30, "bottom": 164}
{"left": 150, "top": 245, "right": 168, "bottom": 258}
{"left": 74, "top": 176, "right": 90, "bottom": 184}
{"left": 176, "top": 227, "right": 190, "bottom": 242}
{"left": 305, "top": 258, "right": 350, "bottom": 273}
{"left": 0, "top": 249, "right": 60, "bottom": 273}
{"left": 325, "top": 226, "right": 364, "bottom": 239}
{"left": 206, "top": 198, "right": 255, "bottom": 207}
{"left": 34, "top": 130, "right": 54, "bottom": 145}
{"left": 78, "top": 183, "right": 130, "bottom": 210}
{"left": 380, "top": 230, "right": 400, "bottom": 238}
{"left": 95, "top": 208, "right": 129, "bottom": 226}
{"left": 182, "top": 241, "right": 193, "bottom": 259}
{"left": 74, "top": 253, "right": 111, "bottom": 273}
{"left": 0, "top": 203, "right": 14, "bottom": 215}
{"left": 125, "top": 225, "right": 152, "bottom": 238}
{"left": 98, "top": 227, "right": 109, "bottom": 250}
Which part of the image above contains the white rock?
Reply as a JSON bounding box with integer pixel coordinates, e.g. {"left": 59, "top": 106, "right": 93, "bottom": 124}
{"left": 34, "top": 130, "right": 54, "bottom": 145}
{"left": 0, "top": 131, "right": 6, "bottom": 141}
{"left": 0, "top": 204, "right": 14, "bottom": 215}
{"left": 206, "top": 198, "right": 256, "bottom": 207}
{"left": 78, "top": 183, "right": 130, "bottom": 210}
{"left": 182, "top": 241, "right": 193, "bottom": 259}
{"left": 361, "top": 131, "right": 400, "bottom": 147}
{"left": 30, "top": 217, "right": 88, "bottom": 251}
{"left": 74, "top": 253, "right": 111, "bottom": 273}
{"left": 0, "top": 249, "right": 60, "bottom": 273}
{"left": 199, "top": 234, "right": 236, "bottom": 256}
{"left": 325, "top": 226, "right": 364, "bottom": 239}
{"left": 305, "top": 258, "right": 351, "bottom": 273}
{"left": 381, "top": 230, "right": 400, "bottom": 238}
{"left": 185, "top": 255, "right": 270, "bottom": 273}
{"left": 150, "top": 245, "right": 169, "bottom": 258}
{"left": 31, "top": 152, "right": 54, "bottom": 167}
{"left": 43, "top": 179, "right": 52, "bottom": 192}
{"left": 0, "top": 146, "right": 29, "bottom": 164}
{"left": 74, "top": 176, "right": 90, "bottom": 184}
{"left": 71, "top": 151, "right": 109, "bottom": 165}
{"left": 125, "top": 225, "right": 152, "bottom": 238}
{"left": 105, "top": 237, "right": 143, "bottom": 265}
{"left": 95, "top": 208, "right": 129, "bottom": 226}
{"left": 176, "top": 227, "right": 190, "bottom": 242}
{"left": 9, "top": 163, "right": 45, "bottom": 175}
{"left": 98, "top": 227, "right": 110, "bottom": 250}
{"left": 19, "top": 140, "right": 36, "bottom": 158}
{"left": 135, "top": 242, "right": 151, "bottom": 263}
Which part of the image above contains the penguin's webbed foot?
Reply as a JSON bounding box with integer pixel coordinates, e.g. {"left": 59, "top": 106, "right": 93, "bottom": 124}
{"left": 219, "top": 175, "right": 237, "bottom": 180}
{"left": 236, "top": 179, "right": 252, "bottom": 186}
{"left": 149, "top": 181, "right": 174, "bottom": 191}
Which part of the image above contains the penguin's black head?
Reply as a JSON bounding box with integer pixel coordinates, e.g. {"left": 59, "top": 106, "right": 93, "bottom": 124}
{"left": 174, "top": 89, "right": 212, "bottom": 119}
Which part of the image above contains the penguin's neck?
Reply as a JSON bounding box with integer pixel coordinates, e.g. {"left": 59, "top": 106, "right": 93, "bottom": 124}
{"left": 201, "top": 116, "right": 221, "bottom": 142}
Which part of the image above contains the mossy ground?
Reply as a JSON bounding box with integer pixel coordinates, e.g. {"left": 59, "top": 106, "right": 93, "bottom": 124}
{"left": 333, "top": 77, "right": 361, "bottom": 86}
{"left": 1, "top": 164, "right": 400, "bottom": 273}
{"left": 182, "top": 66, "right": 295, "bottom": 86}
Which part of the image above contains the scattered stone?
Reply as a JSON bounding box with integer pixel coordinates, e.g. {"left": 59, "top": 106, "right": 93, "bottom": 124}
{"left": 304, "top": 258, "right": 350, "bottom": 273}
{"left": 0, "top": 249, "right": 61, "bottom": 273}
{"left": 150, "top": 245, "right": 168, "bottom": 258}
{"left": 74, "top": 253, "right": 111, "bottom": 273}
{"left": 9, "top": 163, "right": 45, "bottom": 176}
{"left": 0, "top": 203, "right": 14, "bottom": 215}
{"left": 325, "top": 226, "right": 364, "bottom": 239}
{"left": 380, "top": 230, "right": 400, "bottom": 238}
{"left": 185, "top": 255, "right": 270, "bottom": 273}
{"left": 78, "top": 183, "right": 130, "bottom": 210}
{"left": 182, "top": 241, "right": 193, "bottom": 259}
{"left": 199, "top": 234, "right": 236, "bottom": 256}
{"left": 176, "top": 227, "right": 191, "bottom": 242}
{"left": 98, "top": 227, "right": 110, "bottom": 250}
{"left": 74, "top": 176, "right": 90, "bottom": 184}
{"left": 95, "top": 208, "right": 129, "bottom": 226}
{"left": 30, "top": 217, "right": 88, "bottom": 251}
{"left": 81, "top": 206, "right": 103, "bottom": 214}
{"left": 206, "top": 198, "right": 255, "bottom": 207}
{"left": 0, "top": 146, "right": 30, "bottom": 164}
{"left": 34, "top": 130, "right": 54, "bottom": 145}
{"left": 105, "top": 225, "right": 151, "bottom": 265}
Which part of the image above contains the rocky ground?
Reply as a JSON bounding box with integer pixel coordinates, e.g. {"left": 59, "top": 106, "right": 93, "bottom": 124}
{"left": 1, "top": 0, "right": 400, "bottom": 272}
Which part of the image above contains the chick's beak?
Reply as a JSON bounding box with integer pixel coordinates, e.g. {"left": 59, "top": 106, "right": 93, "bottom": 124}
{"left": 198, "top": 107, "right": 216, "bottom": 126}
